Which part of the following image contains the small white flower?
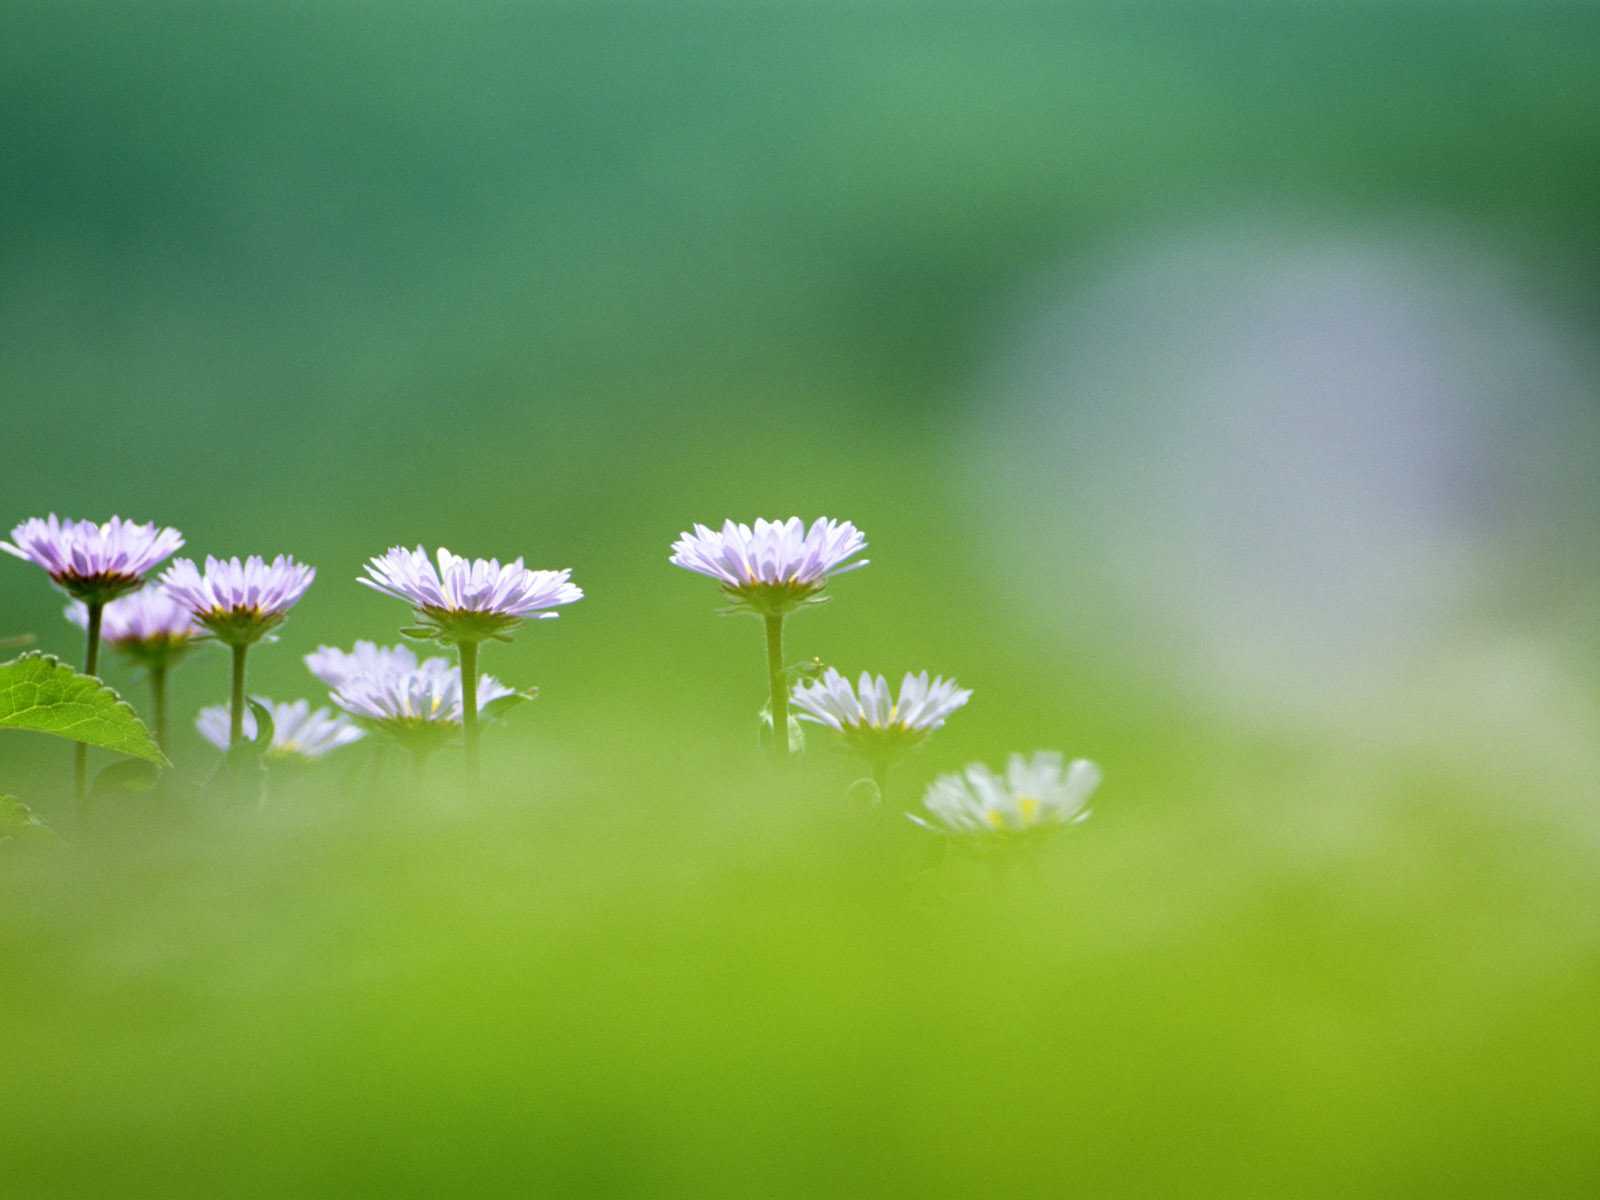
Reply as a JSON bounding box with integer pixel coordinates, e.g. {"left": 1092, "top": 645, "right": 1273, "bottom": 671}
{"left": 791, "top": 667, "right": 971, "bottom": 760}
{"left": 195, "top": 698, "right": 364, "bottom": 759}
{"left": 304, "top": 640, "right": 419, "bottom": 690}
{"left": 669, "top": 517, "right": 867, "bottom": 614}
{"left": 912, "top": 751, "right": 1101, "bottom": 835}
{"left": 359, "top": 546, "right": 581, "bottom": 642}
{"left": 792, "top": 667, "right": 970, "bottom": 733}
{"left": 331, "top": 657, "right": 515, "bottom": 728}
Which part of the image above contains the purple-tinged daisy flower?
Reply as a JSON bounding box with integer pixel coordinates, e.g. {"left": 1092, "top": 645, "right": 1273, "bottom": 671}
{"left": 304, "top": 640, "right": 418, "bottom": 690}
{"left": 332, "top": 657, "right": 518, "bottom": 755}
{"left": 160, "top": 554, "right": 315, "bottom": 646}
{"left": 359, "top": 546, "right": 582, "bottom": 644}
{"left": 3, "top": 514, "right": 184, "bottom": 604}
{"left": 66, "top": 586, "right": 202, "bottom": 749}
{"left": 668, "top": 517, "right": 867, "bottom": 761}
{"left": 910, "top": 752, "right": 1101, "bottom": 836}
{"left": 6, "top": 515, "right": 184, "bottom": 800}
{"left": 359, "top": 545, "right": 575, "bottom": 774}
{"left": 65, "top": 588, "right": 201, "bottom": 668}
{"left": 196, "top": 698, "right": 364, "bottom": 760}
{"left": 162, "top": 554, "right": 314, "bottom": 751}
{"left": 668, "top": 517, "right": 867, "bottom": 615}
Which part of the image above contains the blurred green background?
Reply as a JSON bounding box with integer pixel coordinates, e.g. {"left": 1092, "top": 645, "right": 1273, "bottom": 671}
{"left": 4, "top": 3, "right": 1600, "bottom": 1196}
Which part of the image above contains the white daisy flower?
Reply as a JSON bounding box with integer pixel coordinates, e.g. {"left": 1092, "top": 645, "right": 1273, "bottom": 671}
{"left": 912, "top": 751, "right": 1101, "bottom": 835}
{"left": 668, "top": 517, "right": 867, "bottom": 614}
{"left": 195, "top": 698, "right": 364, "bottom": 760}
{"left": 791, "top": 667, "right": 971, "bottom": 757}
{"left": 331, "top": 657, "right": 515, "bottom": 730}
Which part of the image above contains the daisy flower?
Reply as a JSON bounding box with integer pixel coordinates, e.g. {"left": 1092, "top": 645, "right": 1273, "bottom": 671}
{"left": 304, "top": 640, "right": 418, "bottom": 690}
{"left": 2, "top": 514, "right": 183, "bottom": 604}
{"left": 668, "top": 517, "right": 867, "bottom": 760}
{"left": 791, "top": 667, "right": 971, "bottom": 796}
{"left": 668, "top": 517, "right": 867, "bottom": 616}
{"left": 160, "top": 554, "right": 315, "bottom": 646}
{"left": 67, "top": 587, "right": 202, "bottom": 749}
{"left": 792, "top": 668, "right": 971, "bottom": 743}
{"left": 359, "top": 546, "right": 581, "bottom": 644}
{"left": 160, "top": 554, "right": 315, "bottom": 750}
{"left": 911, "top": 752, "right": 1102, "bottom": 836}
{"left": 196, "top": 698, "right": 364, "bottom": 760}
{"left": 5, "top": 514, "right": 183, "bottom": 802}
{"left": 65, "top": 588, "right": 200, "bottom": 668}
{"left": 359, "top": 545, "right": 577, "bottom": 773}
{"left": 332, "top": 657, "right": 517, "bottom": 757}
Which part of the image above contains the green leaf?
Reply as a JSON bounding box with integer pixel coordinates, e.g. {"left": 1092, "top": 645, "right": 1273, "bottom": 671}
{"left": 0, "top": 652, "right": 168, "bottom": 766}
{"left": 224, "top": 699, "right": 275, "bottom": 771}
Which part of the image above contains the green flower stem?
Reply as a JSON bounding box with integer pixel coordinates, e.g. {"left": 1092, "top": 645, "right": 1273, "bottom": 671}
{"left": 73, "top": 599, "right": 104, "bottom": 810}
{"left": 229, "top": 643, "right": 249, "bottom": 747}
{"left": 457, "top": 639, "right": 480, "bottom": 779}
{"left": 149, "top": 665, "right": 169, "bottom": 751}
{"left": 764, "top": 613, "right": 788, "bottom": 761}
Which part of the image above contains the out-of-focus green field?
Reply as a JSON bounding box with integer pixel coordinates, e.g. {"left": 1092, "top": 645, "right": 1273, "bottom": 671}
{"left": 4, "top": 4, "right": 1600, "bottom": 1196}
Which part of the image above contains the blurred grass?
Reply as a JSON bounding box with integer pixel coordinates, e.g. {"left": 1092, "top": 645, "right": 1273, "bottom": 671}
{"left": 4, "top": 747, "right": 1597, "bottom": 1197}
{"left": 4, "top": 2, "right": 1600, "bottom": 1196}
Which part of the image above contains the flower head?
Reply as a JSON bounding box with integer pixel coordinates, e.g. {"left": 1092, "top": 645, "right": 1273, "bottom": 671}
{"left": 195, "top": 698, "right": 364, "bottom": 760}
{"left": 912, "top": 752, "right": 1102, "bottom": 836}
{"left": 331, "top": 657, "right": 516, "bottom": 749}
{"left": 360, "top": 546, "right": 582, "bottom": 643}
{"left": 792, "top": 667, "right": 971, "bottom": 758}
{"left": 160, "top": 554, "right": 315, "bottom": 646}
{"left": 669, "top": 517, "right": 867, "bottom": 614}
{"left": 304, "top": 640, "right": 419, "bottom": 690}
{"left": 65, "top": 587, "right": 201, "bottom": 668}
{"left": 3, "top": 514, "right": 184, "bottom": 603}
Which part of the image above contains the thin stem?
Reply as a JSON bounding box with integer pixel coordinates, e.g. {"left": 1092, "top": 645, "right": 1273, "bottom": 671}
{"left": 149, "top": 665, "right": 168, "bottom": 751}
{"left": 764, "top": 613, "right": 788, "bottom": 761}
{"left": 229, "top": 643, "right": 249, "bottom": 747}
{"left": 74, "top": 600, "right": 104, "bottom": 811}
{"left": 457, "top": 639, "right": 480, "bottom": 780}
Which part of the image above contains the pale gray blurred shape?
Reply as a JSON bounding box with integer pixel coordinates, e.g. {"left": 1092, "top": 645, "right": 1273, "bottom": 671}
{"left": 978, "top": 216, "right": 1600, "bottom": 724}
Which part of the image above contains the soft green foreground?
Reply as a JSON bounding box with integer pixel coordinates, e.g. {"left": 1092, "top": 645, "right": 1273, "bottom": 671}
{"left": 5, "top": 711, "right": 1598, "bottom": 1196}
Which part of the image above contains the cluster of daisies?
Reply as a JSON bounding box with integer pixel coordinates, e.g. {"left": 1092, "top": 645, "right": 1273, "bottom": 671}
{"left": 668, "top": 517, "right": 1102, "bottom": 836}
{"left": 4, "top": 512, "right": 1101, "bottom": 836}
{"left": 2, "top": 517, "right": 579, "bottom": 792}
